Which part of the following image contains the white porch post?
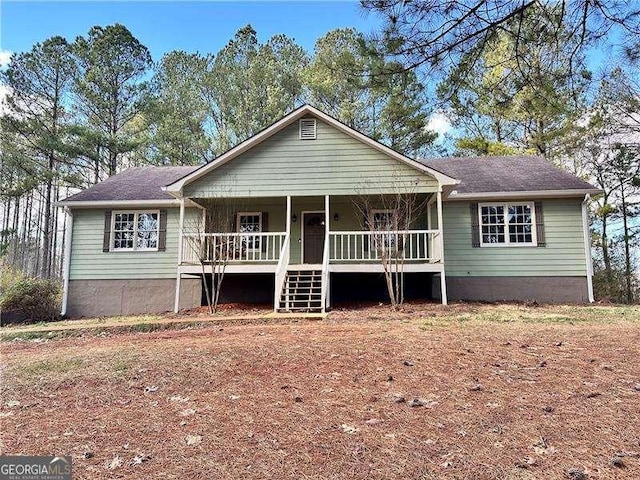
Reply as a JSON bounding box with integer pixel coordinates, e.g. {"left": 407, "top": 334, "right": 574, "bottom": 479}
{"left": 427, "top": 195, "right": 434, "bottom": 261}
{"left": 325, "top": 195, "right": 330, "bottom": 237}
{"left": 286, "top": 195, "right": 292, "bottom": 235}
{"left": 325, "top": 195, "right": 330, "bottom": 310}
{"left": 174, "top": 273, "right": 182, "bottom": 313}
{"left": 437, "top": 190, "right": 448, "bottom": 305}
{"left": 177, "top": 198, "right": 185, "bottom": 264}
{"left": 174, "top": 198, "right": 186, "bottom": 313}
{"left": 286, "top": 196, "right": 292, "bottom": 311}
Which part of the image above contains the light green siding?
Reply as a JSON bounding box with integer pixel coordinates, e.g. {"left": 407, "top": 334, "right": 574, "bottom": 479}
{"left": 69, "top": 207, "right": 197, "bottom": 280}
{"left": 183, "top": 116, "right": 438, "bottom": 198}
{"left": 443, "top": 199, "right": 587, "bottom": 277}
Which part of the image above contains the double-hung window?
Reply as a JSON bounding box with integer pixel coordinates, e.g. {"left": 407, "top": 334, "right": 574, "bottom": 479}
{"left": 479, "top": 203, "right": 536, "bottom": 246}
{"left": 370, "top": 209, "right": 398, "bottom": 249}
{"left": 112, "top": 211, "right": 159, "bottom": 251}
{"left": 237, "top": 212, "right": 262, "bottom": 250}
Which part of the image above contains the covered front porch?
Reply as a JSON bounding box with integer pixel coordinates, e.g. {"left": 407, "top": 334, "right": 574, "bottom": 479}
{"left": 173, "top": 193, "right": 447, "bottom": 312}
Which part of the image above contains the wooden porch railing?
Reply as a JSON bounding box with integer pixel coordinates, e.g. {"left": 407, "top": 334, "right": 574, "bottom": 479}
{"left": 181, "top": 232, "right": 287, "bottom": 264}
{"left": 320, "top": 228, "right": 330, "bottom": 312}
{"left": 328, "top": 230, "right": 442, "bottom": 262}
{"left": 181, "top": 230, "right": 443, "bottom": 265}
{"left": 273, "top": 232, "right": 291, "bottom": 311}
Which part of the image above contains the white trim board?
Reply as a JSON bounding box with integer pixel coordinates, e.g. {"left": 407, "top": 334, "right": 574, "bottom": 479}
{"left": 178, "top": 264, "right": 278, "bottom": 275}
{"left": 446, "top": 189, "right": 602, "bottom": 201}
{"left": 57, "top": 199, "right": 181, "bottom": 208}
{"left": 329, "top": 263, "right": 444, "bottom": 273}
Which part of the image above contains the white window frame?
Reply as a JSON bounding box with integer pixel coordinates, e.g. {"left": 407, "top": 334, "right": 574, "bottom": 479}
{"left": 110, "top": 210, "right": 160, "bottom": 252}
{"left": 236, "top": 212, "right": 262, "bottom": 252}
{"left": 479, "top": 202, "right": 537, "bottom": 247}
{"left": 369, "top": 209, "right": 397, "bottom": 232}
{"left": 369, "top": 209, "right": 400, "bottom": 251}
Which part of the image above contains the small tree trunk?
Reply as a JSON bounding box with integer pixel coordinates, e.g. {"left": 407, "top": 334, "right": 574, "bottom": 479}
{"left": 381, "top": 249, "right": 396, "bottom": 309}
{"left": 201, "top": 262, "right": 213, "bottom": 314}
{"left": 212, "top": 266, "right": 226, "bottom": 313}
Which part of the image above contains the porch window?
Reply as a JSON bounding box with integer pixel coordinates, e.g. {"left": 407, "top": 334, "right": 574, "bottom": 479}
{"left": 371, "top": 209, "right": 396, "bottom": 231}
{"left": 112, "top": 211, "right": 159, "bottom": 251}
{"left": 237, "top": 212, "right": 262, "bottom": 250}
{"left": 479, "top": 203, "right": 536, "bottom": 246}
{"left": 370, "top": 209, "right": 398, "bottom": 249}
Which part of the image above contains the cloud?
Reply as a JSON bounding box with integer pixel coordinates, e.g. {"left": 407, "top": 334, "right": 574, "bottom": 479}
{"left": 0, "top": 50, "right": 13, "bottom": 68}
{"left": 427, "top": 111, "right": 452, "bottom": 136}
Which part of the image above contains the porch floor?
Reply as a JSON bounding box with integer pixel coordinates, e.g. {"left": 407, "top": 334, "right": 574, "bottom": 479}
{"left": 178, "top": 262, "right": 444, "bottom": 275}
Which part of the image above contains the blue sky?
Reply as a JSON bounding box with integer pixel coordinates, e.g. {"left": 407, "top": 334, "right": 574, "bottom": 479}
{"left": 1, "top": 1, "right": 381, "bottom": 60}
{"left": 0, "top": 1, "right": 451, "bottom": 136}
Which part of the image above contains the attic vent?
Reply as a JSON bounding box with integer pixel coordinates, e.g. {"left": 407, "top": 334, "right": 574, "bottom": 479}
{"left": 299, "top": 119, "right": 316, "bottom": 140}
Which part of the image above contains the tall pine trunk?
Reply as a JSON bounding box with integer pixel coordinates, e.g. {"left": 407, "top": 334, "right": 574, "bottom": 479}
{"left": 41, "top": 155, "right": 54, "bottom": 278}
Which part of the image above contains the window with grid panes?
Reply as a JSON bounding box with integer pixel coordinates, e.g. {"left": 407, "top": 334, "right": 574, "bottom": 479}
{"left": 237, "top": 212, "right": 262, "bottom": 250}
{"left": 112, "top": 211, "right": 159, "bottom": 251}
{"left": 479, "top": 203, "right": 535, "bottom": 246}
{"left": 371, "top": 209, "right": 397, "bottom": 249}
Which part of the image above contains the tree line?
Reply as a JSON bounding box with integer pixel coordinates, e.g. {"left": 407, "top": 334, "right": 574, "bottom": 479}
{"left": 1, "top": 0, "right": 639, "bottom": 302}
{"left": 366, "top": 0, "right": 640, "bottom": 303}
{"left": 0, "top": 24, "right": 434, "bottom": 280}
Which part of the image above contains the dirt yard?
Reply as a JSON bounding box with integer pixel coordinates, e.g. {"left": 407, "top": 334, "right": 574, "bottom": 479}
{"left": 1, "top": 303, "right": 639, "bottom": 479}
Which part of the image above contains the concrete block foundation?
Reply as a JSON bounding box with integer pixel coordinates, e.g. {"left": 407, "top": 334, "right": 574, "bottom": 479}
{"left": 439, "top": 276, "right": 589, "bottom": 303}
{"left": 66, "top": 278, "right": 201, "bottom": 318}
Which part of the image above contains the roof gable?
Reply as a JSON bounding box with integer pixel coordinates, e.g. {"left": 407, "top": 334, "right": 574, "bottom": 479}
{"left": 166, "top": 105, "right": 457, "bottom": 197}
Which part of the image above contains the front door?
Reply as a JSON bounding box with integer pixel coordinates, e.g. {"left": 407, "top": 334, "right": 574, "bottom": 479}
{"left": 303, "top": 212, "right": 325, "bottom": 264}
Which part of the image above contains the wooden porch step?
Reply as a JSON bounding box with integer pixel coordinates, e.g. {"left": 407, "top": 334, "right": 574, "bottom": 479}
{"left": 277, "top": 268, "right": 323, "bottom": 313}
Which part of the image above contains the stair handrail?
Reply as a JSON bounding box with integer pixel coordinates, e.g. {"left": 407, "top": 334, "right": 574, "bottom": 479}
{"left": 274, "top": 232, "right": 290, "bottom": 312}
{"left": 320, "top": 231, "right": 330, "bottom": 312}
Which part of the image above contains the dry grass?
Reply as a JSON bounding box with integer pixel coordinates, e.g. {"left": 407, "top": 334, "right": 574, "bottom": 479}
{"left": 1, "top": 303, "right": 639, "bottom": 479}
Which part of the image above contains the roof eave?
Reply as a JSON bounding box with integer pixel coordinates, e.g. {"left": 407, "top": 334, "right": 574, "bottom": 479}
{"left": 55, "top": 199, "right": 181, "bottom": 208}
{"left": 446, "top": 188, "right": 603, "bottom": 201}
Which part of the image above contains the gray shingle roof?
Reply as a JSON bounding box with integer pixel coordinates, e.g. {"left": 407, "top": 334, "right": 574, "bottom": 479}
{"left": 422, "top": 156, "right": 598, "bottom": 194}
{"left": 61, "top": 166, "right": 199, "bottom": 203}
{"left": 61, "top": 156, "right": 598, "bottom": 204}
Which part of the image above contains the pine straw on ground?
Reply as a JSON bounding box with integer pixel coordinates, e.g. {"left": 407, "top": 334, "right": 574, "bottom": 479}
{"left": 1, "top": 306, "right": 640, "bottom": 479}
